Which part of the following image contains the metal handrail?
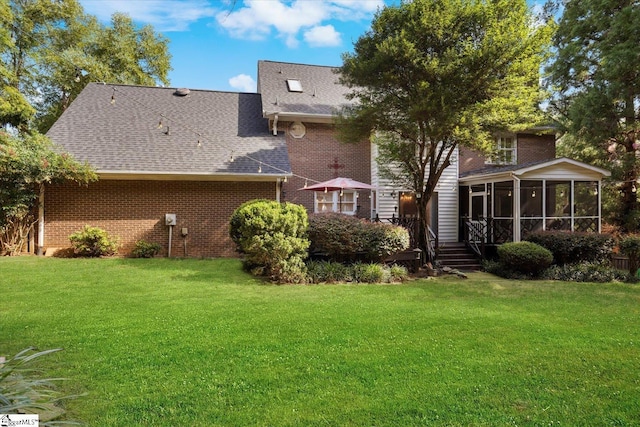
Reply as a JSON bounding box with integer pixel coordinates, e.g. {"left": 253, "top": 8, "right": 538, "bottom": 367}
{"left": 463, "top": 218, "right": 486, "bottom": 258}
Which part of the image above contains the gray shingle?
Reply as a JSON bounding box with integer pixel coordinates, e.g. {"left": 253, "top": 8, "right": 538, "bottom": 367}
{"left": 47, "top": 83, "right": 290, "bottom": 176}
{"left": 258, "top": 60, "right": 353, "bottom": 117}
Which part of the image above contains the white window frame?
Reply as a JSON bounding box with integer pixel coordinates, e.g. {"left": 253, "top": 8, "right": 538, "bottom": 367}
{"left": 486, "top": 135, "right": 517, "bottom": 165}
{"left": 314, "top": 190, "right": 358, "bottom": 215}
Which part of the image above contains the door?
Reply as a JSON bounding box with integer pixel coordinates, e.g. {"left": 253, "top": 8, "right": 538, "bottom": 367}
{"left": 469, "top": 191, "right": 486, "bottom": 243}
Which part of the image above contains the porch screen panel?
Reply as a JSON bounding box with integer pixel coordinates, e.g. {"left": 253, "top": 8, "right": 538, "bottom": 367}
{"left": 574, "top": 181, "right": 599, "bottom": 232}
{"left": 492, "top": 181, "right": 514, "bottom": 243}
{"left": 521, "top": 180, "right": 543, "bottom": 236}
{"left": 545, "top": 181, "right": 571, "bottom": 231}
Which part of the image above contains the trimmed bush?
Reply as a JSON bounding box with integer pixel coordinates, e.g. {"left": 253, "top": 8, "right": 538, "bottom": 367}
{"left": 308, "top": 213, "right": 409, "bottom": 263}
{"left": 541, "top": 261, "right": 627, "bottom": 283}
{"left": 497, "top": 241, "right": 553, "bottom": 276}
{"left": 131, "top": 240, "right": 162, "bottom": 258}
{"left": 69, "top": 225, "right": 119, "bottom": 257}
{"left": 525, "top": 231, "right": 614, "bottom": 265}
{"left": 306, "top": 261, "right": 353, "bottom": 283}
{"left": 229, "top": 200, "right": 309, "bottom": 284}
{"left": 306, "top": 261, "right": 409, "bottom": 284}
{"left": 619, "top": 234, "right": 640, "bottom": 276}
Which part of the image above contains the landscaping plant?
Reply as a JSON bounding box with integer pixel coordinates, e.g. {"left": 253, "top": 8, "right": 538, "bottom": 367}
{"left": 525, "top": 231, "right": 614, "bottom": 265}
{"left": 131, "top": 240, "right": 162, "bottom": 258}
{"left": 496, "top": 241, "right": 553, "bottom": 277}
{"left": 0, "top": 347, "right": 80, "bottom": 425}
{"left": 229, "top": 199, "right": 309, "bottom": 283}
{"left": 619, "top": 234, "right": 640, "bottom": 277}
{"left": 308, "top": 213, "right": 409, "bottom": 263}
{"left": 69, "top": 225, "right": 119, "bottom": 257}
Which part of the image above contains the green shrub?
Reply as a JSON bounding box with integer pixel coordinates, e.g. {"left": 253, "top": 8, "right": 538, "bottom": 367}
{"left": 69, "top": 225, "right": 119, "bottom": 257}
{"left": 525, "top": 231, "right": 614, "bottom": 265}
{"left": 388, "top": 264, "right": 409, "bottom": 282}
{"left": 229, "top": 200, "right": 309, "bottom": 283}
{"left": 131, "top": 240, "right": 162, "bottom": 258}
{"left": 308, "top": 213, "right": 409, "bottom": 263}
{"left": 541, "top": 261, "right": 627, "bottom": 283}
{"left": 0, "top": 347, "right": 79, "bottom": 423}
{"left": 306, "top": 260, "right": 352, "bottom": 283}
{"left": 619, "top": 234, "right": 640, "bottom": 276}
{"left": 352, "top": 262, "right": 390, "bottom": 283}
{"left": 497, "top": 241, "right": 553, "bottom": 276}
{"left": 306, "top": 261, "right": 408, "bottom": 284}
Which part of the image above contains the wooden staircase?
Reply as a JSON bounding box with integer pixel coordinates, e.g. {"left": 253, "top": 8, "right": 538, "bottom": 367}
{"left": 437, "top": 242, "right": 483, "bottom": 272}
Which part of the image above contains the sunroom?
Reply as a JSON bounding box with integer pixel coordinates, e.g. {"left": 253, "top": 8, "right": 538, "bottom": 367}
{"left": 458, "top": 158, "right": 611, "bottom": 254}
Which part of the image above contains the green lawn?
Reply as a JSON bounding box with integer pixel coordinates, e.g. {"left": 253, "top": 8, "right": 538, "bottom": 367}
{"left": 2, "top": 257, "right": 640, "bottom": 426}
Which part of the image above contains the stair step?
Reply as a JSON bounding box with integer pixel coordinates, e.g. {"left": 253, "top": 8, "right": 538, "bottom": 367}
{"left": 436, "top": 242, "right": 482, "bottom": 271}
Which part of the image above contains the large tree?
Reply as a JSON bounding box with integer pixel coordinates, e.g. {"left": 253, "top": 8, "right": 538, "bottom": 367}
{"left": 1, "top": 0, "right": 171, "bottom": 132}
{"left": 338, "top": 0, "right": 553, "bottom": 260}
{"left": 548, "top": 0, "right": 640, "bottom": 232}
{"left": 0, "top": 131, "right": 96, "bottom": 255}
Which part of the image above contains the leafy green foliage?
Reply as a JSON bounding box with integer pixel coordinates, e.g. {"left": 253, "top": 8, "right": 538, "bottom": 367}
{"left": 69, "top": 225, "right": 119, "bottom": 257}
{"left": 541, "top": 261, "right": 628, "bottom": 283}
{"left": 229, "top": 200, "right": 309, "bottom": 283}
{"left": 548, "top": 0, "right": 640, "bottom": 231}
{"left": 0, "top": 0, "right": 171, "bottom": 132}
{"left": 0, "top": 131, "right": 96, "bottom": 255}
{"left": 131, "top": 240, "right": 162, "bottom": 258}
{"left": 497, "top": 241, "right": 553, "bottom": 276}
{"left": 338, "top": 0, "right": 553, "bottom": 256}
{"left": 619, "top": 235, "right": 640, "bottom": 276}
{"left": 0, "top": 347, "right": 80, "bottom": 425}
{"left": 306, "top": 260, "right": 408, "bottom": 284}
{"left": 308, "top": 213, "right": 409, "bottom": 263}
{"left": 525, "top": 231, "right": 614, "bottom": 265}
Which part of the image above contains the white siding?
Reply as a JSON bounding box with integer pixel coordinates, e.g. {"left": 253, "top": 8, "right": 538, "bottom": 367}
{"left": 435, "top": 147, "right": 459, "bottom": 242}
{"left": 371, "top": 143, "right": 459, "bottom": 242}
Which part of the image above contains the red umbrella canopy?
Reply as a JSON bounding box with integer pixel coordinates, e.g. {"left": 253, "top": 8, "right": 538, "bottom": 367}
{"left": 299, "top": 177, "right": 375, "bottom": 191}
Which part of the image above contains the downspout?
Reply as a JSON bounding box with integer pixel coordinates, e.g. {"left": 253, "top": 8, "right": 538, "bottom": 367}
{"left": 37, "top": 183, "right": 45, "bottom": 256}
{"left": 597, "top": 180, "right": 602, "bottom": 233}
{"left": 276, "top": 179, "right": 281, "bottom": 203}
{"left": 512, "top": 173, "right": 521, "bottom": 242}
{"left": 272, "top": 114, "right": 279, "bottom": 136}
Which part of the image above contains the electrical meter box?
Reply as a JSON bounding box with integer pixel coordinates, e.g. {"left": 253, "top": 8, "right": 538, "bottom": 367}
{"left": 165, "top": 213, "right": 176, "bottom": 226}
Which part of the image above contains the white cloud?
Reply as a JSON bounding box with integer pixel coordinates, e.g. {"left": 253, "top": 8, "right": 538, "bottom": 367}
{"left": 216, "top": 0, "right": 382, "bottom": 48}
{"left": 79, "top": 0, "right": 218, "bottom": 31}
{"left": 304, "top": 25, "right": 341, "bottom": 47}
{"left": 228, "top": 74, "right": 257, "bottom": 92}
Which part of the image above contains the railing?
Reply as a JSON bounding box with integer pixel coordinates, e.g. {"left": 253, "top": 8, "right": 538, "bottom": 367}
{"left": 376, "top": 214, "right": 438, "bottom": 263}
{"left": 463, "top": 218, "right": 486, "bottom": 258}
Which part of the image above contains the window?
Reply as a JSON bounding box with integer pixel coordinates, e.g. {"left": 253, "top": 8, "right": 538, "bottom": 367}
{"left": 286, "top": 79, "right": 303, "bottom": 92}
{"left": 486, "top": 135, "right": 517, "bottom": 165}
{"left": 315, "top": 190, "right": 358, "bottom": 215}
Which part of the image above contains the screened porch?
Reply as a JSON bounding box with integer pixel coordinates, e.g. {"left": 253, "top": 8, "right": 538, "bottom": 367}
{"left": 458, "top": 158, "right": 610, "bottom": 251}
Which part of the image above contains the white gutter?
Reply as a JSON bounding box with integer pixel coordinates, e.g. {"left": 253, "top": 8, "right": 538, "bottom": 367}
{"left": 95, "top": 171, "right": 291, "bottom": 182}
{"left": 272, "top": 114, "right": 279, "bottom": 136}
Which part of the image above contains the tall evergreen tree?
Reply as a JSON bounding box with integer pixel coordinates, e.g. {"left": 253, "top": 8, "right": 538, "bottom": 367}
{"left": 338, "top": 0, "right": 553, "bottom": 260}
{"left": 549, "top": 0, "right": 640, "bottom": 231}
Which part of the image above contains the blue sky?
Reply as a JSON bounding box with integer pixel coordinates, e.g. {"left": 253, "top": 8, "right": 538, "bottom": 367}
{"left": 79, "top": 0, "right": 388, "bottom": 92}
{"left": 79, "top": 0, "right": 545, "bottom": 93}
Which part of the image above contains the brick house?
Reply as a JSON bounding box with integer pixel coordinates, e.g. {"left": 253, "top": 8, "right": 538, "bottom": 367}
{"left": 42, "top": 60, "right": 609, "bottom": 258}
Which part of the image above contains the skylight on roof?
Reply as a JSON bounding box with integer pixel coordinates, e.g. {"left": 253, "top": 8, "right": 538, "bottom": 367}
{"left": 287, "top": 79, "right": 303, "bottom": 92}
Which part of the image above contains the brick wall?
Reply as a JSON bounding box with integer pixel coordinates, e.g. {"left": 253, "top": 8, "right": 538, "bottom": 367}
{"left": 44, "top": 179, "right": 275, "bottom": 257}
{"left": 280, "top": 121, "right": 372, "bottom": 218}
{"left": 459, "top": 133, "right": 556, "bottom": 174}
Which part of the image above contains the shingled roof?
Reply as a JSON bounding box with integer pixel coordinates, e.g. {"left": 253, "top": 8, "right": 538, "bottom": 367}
{"left": 257, "top": 60, "right": 353, "bottom": 122}
{"left": 47, "top": 83, "right": 290, "bottom": 180}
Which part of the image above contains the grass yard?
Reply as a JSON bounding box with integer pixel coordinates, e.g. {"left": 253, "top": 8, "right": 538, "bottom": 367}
{"left": 2, "top": 257, "right": 640, "bottom": 426}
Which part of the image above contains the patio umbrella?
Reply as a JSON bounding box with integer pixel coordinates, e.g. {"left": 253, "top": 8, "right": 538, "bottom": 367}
{"left": 299, "top": 177, "right": 375, "bottom": 213}
{"left": 298, "top": 177, "right": 375, "bottom": 192}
